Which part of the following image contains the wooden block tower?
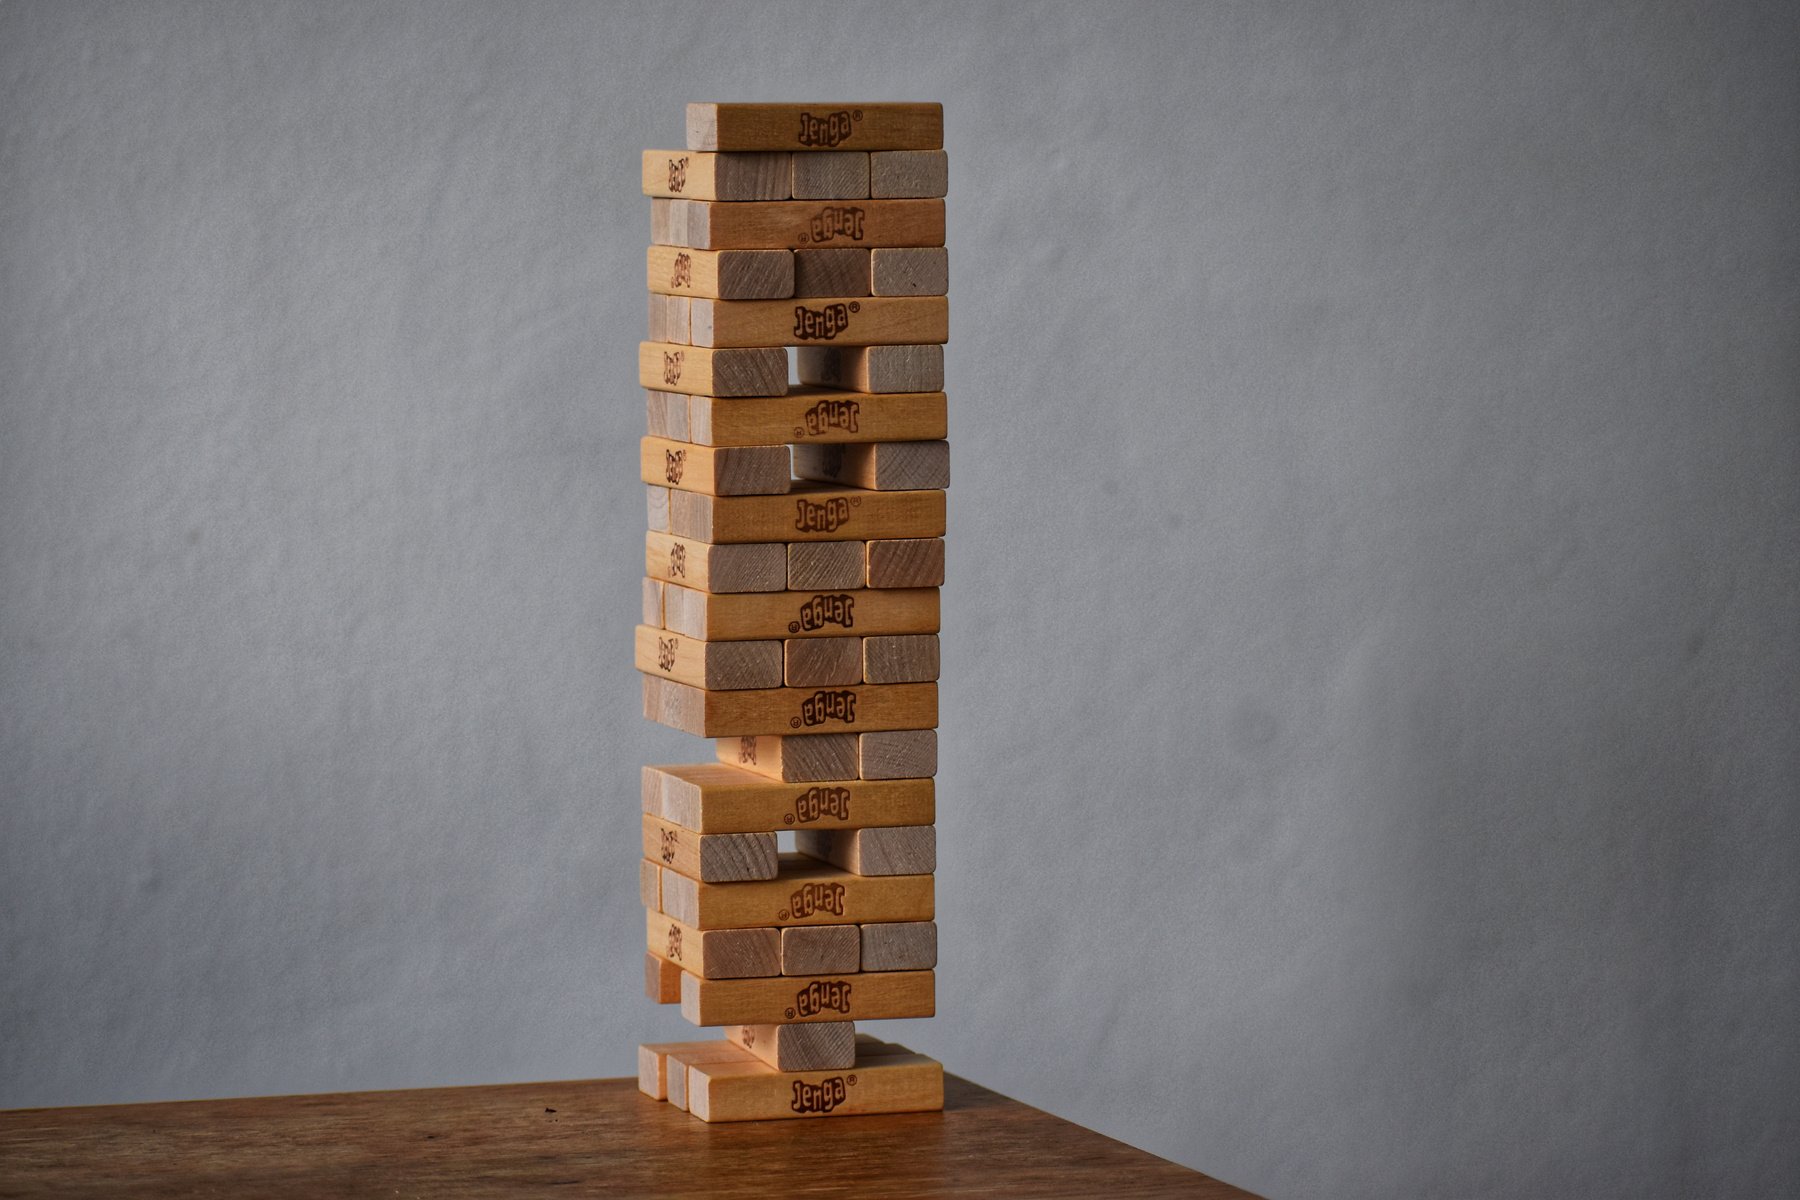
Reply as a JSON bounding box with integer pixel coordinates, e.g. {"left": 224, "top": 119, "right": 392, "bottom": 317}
{"left": 634, "top": 102, "right": 948, "bottom": 1122}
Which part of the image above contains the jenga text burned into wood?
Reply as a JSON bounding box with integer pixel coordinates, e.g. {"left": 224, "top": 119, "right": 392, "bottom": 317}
{"left": 633, "top": 102, "right": 947, "bottom": 1121}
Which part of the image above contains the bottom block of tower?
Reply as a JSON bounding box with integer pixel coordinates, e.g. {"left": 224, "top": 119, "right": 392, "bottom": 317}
{"left": 639, "top": 1037, "right": 944, "bottom": 1122}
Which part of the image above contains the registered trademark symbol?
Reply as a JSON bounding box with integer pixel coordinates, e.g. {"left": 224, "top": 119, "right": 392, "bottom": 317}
{"left": 847, "top": 1074, "right": 858, "bottom": 1085}
{"left": 778, "top": 909, "right": 789, "bottom": 920}
{"left": 790, "top": 716, "right": 801, "bottom": 728}
{"left": 852, "top": 109, "right": 863, "bottom": 120}
{"left": 798, "top": 233, "right": 810, "bottom": 243}
{"left": 784, "top": 1008, "right": 795, "bottom": 1019}
{"left": 788, "top": 621, "right": 800, "bottom": 632}
{"left": 792, "top": 426, "right": 803, "bottom": 438}
{"left": 784, "top": 814, "right": 794, "bottom": 825}
{"left": 848, "top": 301, "right": 860, "bottom": 313}
{"left": 849, "top": 497, "right": 862, "bottom": 507}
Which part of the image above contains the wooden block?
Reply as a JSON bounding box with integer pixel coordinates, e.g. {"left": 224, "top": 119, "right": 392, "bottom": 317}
{"left": 795, "top": 826, "right": 935, "bottom": 876}
{"left": 791, "top": 151, "right": 870, "bottom": 200}
{"left": 641, "top": 675, "right": 937, "bottom": 738}
{"left": 669, "top": 199, "right": 945, "bottom": 251}
{"left": 690, "top": 387, "right": 946, "bottom": 447}
{"left": 858, "top": 730, "right": 937, "bottom": 779}
{"left": 680, "top": 968, "right": 934, "bottom": 1026}
{"left": 786, "top": 542, "right": 864, "bottom": 591}
{"left": 664, "top": 1041, "right": 756, "bottom": 1112}
{"left": 639, "top": 1039, "right": 740, "bottom": 1100}
{"left": 688, "top": 1050, "right": 944, "bottom": 1122}
{"left": 642, "top": 150, "right": 791, "bottom": 201}
{"left": 785, "top": 637, "right": 861, "bottom": 687}
{"left": 649, "top": 909, "right": 782, "bottom": 979}
{"left": 869, "top": 150, "right": 948, "bottom": 198}
{"left": 865, "top": 537, "right": 945, "bottom": 588}
{"left": 645, "top": 532, "right": 786, "bottom": 593}
{"left": 792, "top": 248, "right": 871, "bottom": 298}
{"left": 711, "top": 734, "right": 860, "bottom": 784}
{"left": 793, "top": 441, "right": 949, "bottom": 491}
{"left": 689, "top": 296, "right": 946, "bottom": 349}
{"left": 643, "top": 812, "right": 779, "bottom": 883}
{"left": 781, "top": 925, "right": 860, "bottom": 975}
{"left": 727, "top": 1022, "right": 856, "bottom": 1072}
{"left": 642, "top": 764, "right": 663, "bottom": 815}
{"left": 648, "top": 246, "right": 794, "bottom": 300}
{"left": 647, "top": 292, "right": 691, "bottom": 344}
{"left": 861, "top": 634, "right": 939, "bottom": 684}
{"left": 640, "top": 341, "right": 787, "bottom": 398}
{"left": 643, "top": 577, "right": 665, "bottom": 628}
{"left": 646, "top": 389, "right": 681, "bottom": 439}
{"left": 646, "top": 484, "right": 670, "bottom": 533}
{"left": 635, "top": 624, "right": 784, "bottom": 691}
{"left": 688, "top": 103, "right": 943, "bottom": 153}
{"left": 641, "top": 436, "right": 790, "bottom": 497}
{"left": 653, "top": 761, "right": 935, "bottom": 833}
{"left": 658, "top": 852, "right": 932, "bottom": 929}
{"left": 859, "top": 921, "right": 937, "bottom": 972}
{"left": 870, "top": 247, "right": 948, "bottom": 296}
{"left": 797, "top": 344, "right": 943, "bottom": 393}
{"left": 664, "top": 585, "right": 939, "bottom": 641}
{"left": 640, "top": 856, "right": 662, "bottom": 911}
{"left": 669, "top": 484, "right": 945, "bottom": 545}
{"left": 646, "top": 950, "right": 682, "bottom": 1004}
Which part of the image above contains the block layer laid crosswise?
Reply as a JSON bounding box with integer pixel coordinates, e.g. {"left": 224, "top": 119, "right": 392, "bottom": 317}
{"left": 633, "top": 102, "right": 946, "bottom": 1122}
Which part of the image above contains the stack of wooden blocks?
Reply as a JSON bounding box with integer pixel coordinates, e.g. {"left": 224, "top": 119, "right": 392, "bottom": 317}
{"left": 634, "top": 102, "right": 948, "bottom": 1123}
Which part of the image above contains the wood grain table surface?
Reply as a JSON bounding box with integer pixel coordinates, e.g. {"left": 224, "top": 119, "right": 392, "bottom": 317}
{"left": 0, "top": 1072, "right": 1260, "bottom": 1197}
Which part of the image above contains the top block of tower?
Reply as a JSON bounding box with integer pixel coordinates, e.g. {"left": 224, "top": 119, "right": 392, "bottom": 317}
{"left": 689, "top": 103, "right": 943, "bottom": 153}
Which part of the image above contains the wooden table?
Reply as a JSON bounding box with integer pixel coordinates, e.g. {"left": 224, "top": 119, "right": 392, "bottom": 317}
{"left": 0, "top": 1072, "right": 1259, "bottom": 1197}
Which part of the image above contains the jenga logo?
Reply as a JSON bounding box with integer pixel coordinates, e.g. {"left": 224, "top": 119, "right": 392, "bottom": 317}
{"left": 661, "top": 350, "right": 683, "bottom": 385}
{"left": 793, "top": 302, "right": 857, "bottom": 341}
{"left": 796, "top": 109, "right": 859, "bottom": 147}
{"left": 789, "top": 593, "right": 855, "bottom": 633}
{"left": 666, "top": 156, "right": 688, "bottom": 192}
{"left": 664, "top": 448, "right": 685, "bottom": 484}
{"left": 656, "top": 636, "right": 678, "bottom": 672}
{"left": 665, "top": 922, "right": 683, "bottom": 960}
{"left": 792, "top": 786, "right": 850, "bottom": 824}
{"left": 669, "top": 251, "right": 692, "bottom": 289}
{"left": 798, "top": 689, "right": 856, "bottom": 727}
{"left": 668, "top": 543, "right": 686, "bottom": 578}
{"left": 788, "top": 881, "right": 845, "bottom": 918}
{"left": 737, "top": 737, "right": 757, "bottom": 765}
{"left": 799, "top": 397, "right": 859, "bottom": 436}
{"left": 791, "top": 1076, "right": 849, "bottom": 1114}
{"left": 795, "top": 979, "right": 852, "bottom": 1017}
{"left": 794, "top": 497, "right": 852, "bottom": 533}
{"left": 807, "top": 206, "right": 865, "bottom": 244}
{"left": 739, "top": 1026, "right": 757, "bottom": 1048}
{"left": 659, "top": 827, "right": 678, "bottom": 864}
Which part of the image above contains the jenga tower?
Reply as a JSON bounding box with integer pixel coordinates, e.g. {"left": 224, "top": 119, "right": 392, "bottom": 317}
{"left": 633, "top": 103, "right": 948, "bottom": 1122}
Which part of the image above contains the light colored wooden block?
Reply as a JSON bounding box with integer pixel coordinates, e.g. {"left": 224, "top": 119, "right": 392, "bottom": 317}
{"left": 641, "top": 675, "right": 937, "bottom": 738}
{"left": 792, "top": 248, "right": 871, "bottom": 298}
{"left": 689, "top": 296, "right": 946, "bottom": 349}
{"left": 647, "top": 292, "right": 691, "bottom": 344}
{"left": 635, "top": 624, "right": 784, "bottom": 691}
{"left": 858, "top": 729, "right": 937, "bottom": 780}
{"left": 687, "top": 103, "right": 943, "bottom": 152}
{"left": 861, "top": 634, "right": 939, "bottom": 684}
{"left": 640, "top": 856, "right": 661, "bottom": 911}
{"left": 650, "top": 196, "right": 684, "bottom": 245}
{"left": 645, "top": 532, "right": 787, "bottom": 593}
{"left": 711, "top": 734, "right": 860, "bottom": 784}
{"left": 642, "top": 764, "right": 663, "bottom": 815}
{"left": 865, "top": 538, "right": 945, "bottom": 588}
{"left": 681, "top": 968, "right": 934, "bottom": 1027}
{"left": 859, "top": 921, "right": 937, "bottom": 972}
{"left": 664, "top": 585, "right": 939, "bottom": 641}
{"left": 669, "top": 484, "right": 946, "bottom": 545}
{"left": 791, "top": 151, "right": 870, "bottom": 199}
{"left": 652, "top": 761, "right": 935, "bottom": 833}
{"left": 727, "top": 1022, "right": 856, "bottom": 1072}
{"left": 642, "top": 150, "right": 790, "bottom": 201}
{"left": 658, "top": 851, "right": 932, "bottom": 930}
{"left": 649, "top": 910, "right": 782, "bottom": 979}
{"left": 797, "top": 344, "right": 943, "bottom": 393}
{"left": 641, "top": 436, "right": 790, "bottom": 497}
{"left": 869, "top": 150, "right": 948, "bottom": 198}
{"left": 646, "top": 950, "right": 682, "bottom": 1004}
{"left": 645, "top": 390, "right": 675, "bottom": 439}
{"left": 643, "top": 812, "right": 779, "bottom": 883}
{"left": 642, "top": 577, "right": 665, "bottom": 628}
{"left": 640, "top": 1039, "right": 740, "bottom": 1100}
{"left": 639, "top": 341, "right": 787, "bottom": 398}
{"left": 786, "top": 542, "right": 864, "bottom": 591}
{"left": 668, "top": 199, "right": 945, "bottom": 250}
{"left": 785, "top": 637, "right": 861, "bottom": 687}
{"left": 647, "top": 245, "right": 794, "bottom": 300}
{"left": 796, "top": 826, "right": 935, "bottom": 876}
{"left": 664, "top": 1041, "right": 756, "bottom": 1112}
{"left": 689, "top": 1050, "right": 944, "bottom": 1122}
{"left": 690, "top": 387, "right": 946, "bottom": 447}
{"left": 646, "top": 484, "right": 671, "bottom": 534}
{"left": 781, "top": 925, "right": 860, "bottom": 975}
{"left": 792, "top": 441, "right": 949, "bottom": 491}
{"left": 870, "top": 247, "right": 948, "bottom": 296}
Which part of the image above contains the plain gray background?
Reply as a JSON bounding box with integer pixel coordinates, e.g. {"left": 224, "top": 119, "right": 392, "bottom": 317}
{"left": 2, "top": 2, "right": 1795, "bottom": 1196}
